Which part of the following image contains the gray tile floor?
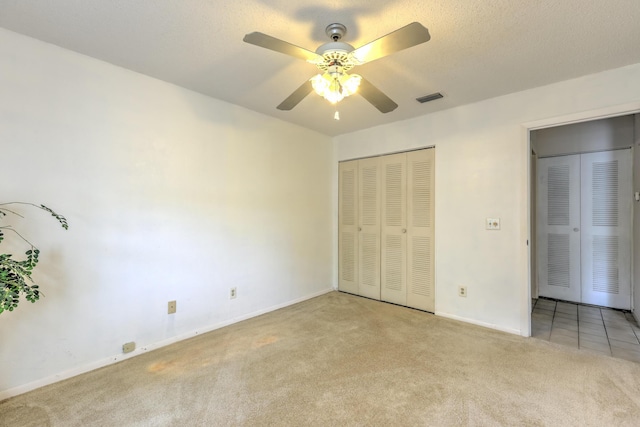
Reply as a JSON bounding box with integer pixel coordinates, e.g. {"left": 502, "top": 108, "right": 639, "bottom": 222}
{"left": 532, "top": 298, "right": 640, "bottom": 363}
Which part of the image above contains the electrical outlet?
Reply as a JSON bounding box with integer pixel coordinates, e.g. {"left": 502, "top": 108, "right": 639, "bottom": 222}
{"left": 230, "top": 287, "right": 237, "bottom": 299}
{"left": 458, "top": 286, "right": 467, "bottom": 297}
{"left": 168, "top": 300, "right": 176, "bottom": 314}
{"left": 122, "top": 342, "right": 135, "bottom": 353}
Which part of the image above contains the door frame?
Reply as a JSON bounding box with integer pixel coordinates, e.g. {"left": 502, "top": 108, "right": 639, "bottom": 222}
{"left": 521, "top": 101, "right": 640, "bottom": 337}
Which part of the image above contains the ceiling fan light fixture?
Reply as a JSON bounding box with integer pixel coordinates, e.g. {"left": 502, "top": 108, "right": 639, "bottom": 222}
{"left": 310, "top": 72, "right": 361, "bottom": 104}
{"left": 311, "top": 73, "right": 338, "bottom": 102}
{"left": 340, "top": 73, "right": 361, "bottom": 96}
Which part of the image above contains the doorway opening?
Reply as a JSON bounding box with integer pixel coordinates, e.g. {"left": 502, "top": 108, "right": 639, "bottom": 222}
{"left": 531, "top": 115, "right": 635, "bottom": 309}
{"left": 528, "top": 113, "right": 640, "bottom": 361}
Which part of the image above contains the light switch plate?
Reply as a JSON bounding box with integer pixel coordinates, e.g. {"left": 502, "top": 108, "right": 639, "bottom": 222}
{"left": 486, "top": 218, "right": 501, "bottom": 230}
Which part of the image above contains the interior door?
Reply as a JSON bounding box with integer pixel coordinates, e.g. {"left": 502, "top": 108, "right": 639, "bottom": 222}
{"left": 537, "top": 155, "right": 581, "bottom": 302}
{"left": 381, "top": 153, "right": 407, "bottom": 305}
{"left": 338, "top": 160, "right": 359, "bottom": 294}
{"left": 580, "top": 150, "right": 632, "bottom": 309}
{"left": 406, "top": 149, "right": 435, "bottom": 312}
{"left": 358, "top": 157, "right": 381, "bottom": 300}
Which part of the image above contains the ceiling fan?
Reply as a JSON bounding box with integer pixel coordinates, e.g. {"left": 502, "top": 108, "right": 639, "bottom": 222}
{"left": 243, "top": 22, "right": 430, "bottom": 113}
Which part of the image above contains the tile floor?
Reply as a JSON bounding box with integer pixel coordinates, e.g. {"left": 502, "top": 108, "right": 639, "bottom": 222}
{"left": 532, "top": 298, "right": 640, "bottom": 363}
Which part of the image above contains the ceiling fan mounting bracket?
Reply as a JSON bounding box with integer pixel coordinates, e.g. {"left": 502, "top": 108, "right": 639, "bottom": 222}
{"left": 325, "top": 23, "right": 347, "bottom": 41}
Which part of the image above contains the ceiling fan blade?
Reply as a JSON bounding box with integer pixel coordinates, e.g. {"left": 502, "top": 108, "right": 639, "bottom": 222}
{"left": 351, "top": 22, "right": 430, "bottom": 64}
{"left": 358, "top": 77, "right": 398, "bottom": 113}
{"left": 277, "top": 80, "right": 313, "bottom": 110}
{"left": 243, "top": 32, "right": 322, "bottom": 62}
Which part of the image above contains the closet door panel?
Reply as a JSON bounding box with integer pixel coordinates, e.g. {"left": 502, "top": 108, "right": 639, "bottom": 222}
{"left": 406, "top": 149, "right": 435, "bottom": 312}
{"left": 338, "top": 160, "right": 359, "bottom": 294}
{"left": 381, "top": 153, "right": 407, "bottom": 305}
{"left": 537, "top": 155, "right": 581, "bottom": 303}
{"left": 358, "top": 157, "right": 381, "bottom": 300}
{"left": 580, "top": 149, "right": 632, "bottom": 309}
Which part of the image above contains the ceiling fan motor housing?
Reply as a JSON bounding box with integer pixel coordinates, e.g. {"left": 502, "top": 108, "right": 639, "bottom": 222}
{"left": 315, "top": 42, "right": 357, "bottom": 73}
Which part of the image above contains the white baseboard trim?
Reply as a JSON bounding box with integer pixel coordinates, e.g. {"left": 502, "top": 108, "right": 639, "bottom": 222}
{"left": 0, "top": 288, "right": 334, "bottom": 401}
{"left": 435, "top": 311, "right": 521, "bottom": 336}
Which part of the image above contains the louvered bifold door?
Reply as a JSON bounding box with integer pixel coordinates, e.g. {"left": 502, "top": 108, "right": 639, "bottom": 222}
{"left": 580, "top": 149, "right": 632, "bottom": 309}
{"left": 339, "top": 160, "right": 359, "bottom": 294}
{"left": 406, "top": 149, "right": 435, "bottom": 312}
{"left": 358, "top": 157, "right": 382, "bottom": 300}
{"left": 381, "top": 153, "right": 408, "bottom": 305}
{"left": 537, "top": 155, "right": 581, "bottom": 302}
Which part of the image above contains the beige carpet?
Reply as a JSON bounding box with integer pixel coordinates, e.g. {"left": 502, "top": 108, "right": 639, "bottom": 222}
{"left": 2, "top": 291, "right": 640, "bottom": 426}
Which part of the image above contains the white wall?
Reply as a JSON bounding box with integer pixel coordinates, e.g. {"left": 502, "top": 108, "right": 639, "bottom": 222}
{"left": 634, "top": 114, "right": 640, "bottom": 323}
{"left": 0, "top": 29, "right": 334, "bottom": 397}
{"left": 335, "top": 62, "right": 640, "bottom": 335}
{"left": 532, "top": 115, "right": 634, "bottom": 157}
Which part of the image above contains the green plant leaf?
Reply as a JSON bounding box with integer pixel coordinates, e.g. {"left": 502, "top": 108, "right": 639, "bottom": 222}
{"left": 1, "top": 202, "right": 67, "bottom": 314}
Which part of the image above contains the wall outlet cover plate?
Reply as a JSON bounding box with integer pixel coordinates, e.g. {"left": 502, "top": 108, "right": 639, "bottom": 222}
{"left": 486, "top": 218, "right": 501, "bottom": 230}
{"left": 123, "top": 342, "right": 136, "bottom": 353}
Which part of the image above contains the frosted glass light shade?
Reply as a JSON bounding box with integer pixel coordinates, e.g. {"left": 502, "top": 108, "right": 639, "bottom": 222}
{"left": 340, "top": 74, "right": 361, "bottom": 96}
{"left": 310, "top": 73, "right": 331, "bottom": 96}
{"left": 310, "top": 72, "right": 361, "bottom": 104}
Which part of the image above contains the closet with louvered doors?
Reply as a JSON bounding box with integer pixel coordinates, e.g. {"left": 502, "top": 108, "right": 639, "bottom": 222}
{"left": 338, "top": 157, "right": 381, "bottom": 299}
{"left": 338, "top": 148, "right": 435, "bottom": 312}
{"left": 381, "top": 149, "right": 435, "bottom": 311}
{"left": 537, "top": 149, "right": 632, "bottom": 309}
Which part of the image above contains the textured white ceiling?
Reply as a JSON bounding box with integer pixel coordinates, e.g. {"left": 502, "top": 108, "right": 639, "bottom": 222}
{"left": 1, "top": 0, "right": 639, "bottom": 136}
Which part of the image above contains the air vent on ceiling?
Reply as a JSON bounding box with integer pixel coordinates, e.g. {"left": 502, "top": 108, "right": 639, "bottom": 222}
{"left": 416, "top": 92, "right": 443, "bottom": 104}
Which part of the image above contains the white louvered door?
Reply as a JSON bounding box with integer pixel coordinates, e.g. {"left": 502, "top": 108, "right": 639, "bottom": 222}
{"left": 381, "top": 153, "right": 408, "bottom": 305}
{"left": 580, "top": 150, "right": 632, "bottom": 309}
{"left": 537, "top": 150, "right": 632, "bottom": 309}
{"left": 338, "top": 160, "right": 359, "bottom": 294}
{"left": 339, "top": 148, "right": 435, "bottom": 308}
{"left": 358, "top": 157, "right": 381, "bottom": 300}
{"left": 537, "top": 155, "right": 581, "bottom": 302}
{"left": 406, "top": 149, "right": 435, "bottom": 312}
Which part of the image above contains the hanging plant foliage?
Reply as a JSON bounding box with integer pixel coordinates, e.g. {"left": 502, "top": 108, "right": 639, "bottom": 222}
{"left": 0, "top": 203, "right": 68, "bottom": 314}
